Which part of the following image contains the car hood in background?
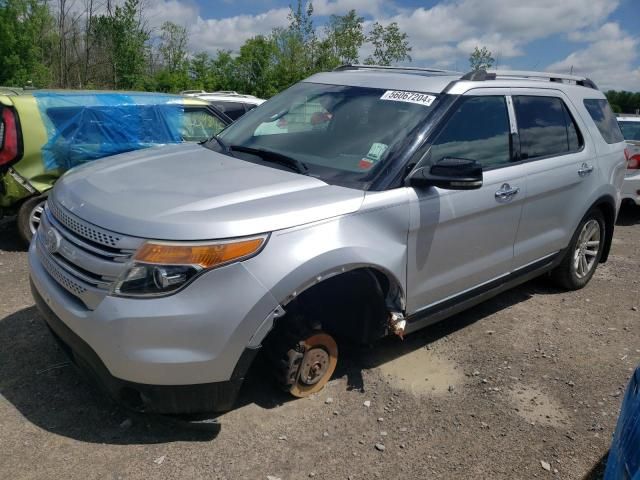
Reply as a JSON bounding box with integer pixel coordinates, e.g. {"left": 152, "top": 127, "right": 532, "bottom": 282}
{"left": 52, "top": 144, "right": 365, "bottom": 240}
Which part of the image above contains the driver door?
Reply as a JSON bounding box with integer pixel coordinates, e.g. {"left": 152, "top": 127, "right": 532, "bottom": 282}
{"left": 406, "top": 90, "right": 527, "bottom": 314}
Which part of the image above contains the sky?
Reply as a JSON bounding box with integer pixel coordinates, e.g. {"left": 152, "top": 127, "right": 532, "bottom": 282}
{"left": 142, "top": 0, "right": 640, "bottom": 91}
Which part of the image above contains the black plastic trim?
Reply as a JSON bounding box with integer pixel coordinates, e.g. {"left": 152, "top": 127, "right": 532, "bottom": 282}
{"left": 406, "top": 251, "right": 564, "bottom": 331}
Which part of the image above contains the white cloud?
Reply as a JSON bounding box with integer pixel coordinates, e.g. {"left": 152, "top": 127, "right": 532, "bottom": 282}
{"left": 312, "top": 0, "right": 385, "bottom": 17}
{"left": 381, "top": 0, "right": 620, "bottom": 66}
{"left": 189, "top": 8, "right": 289, "bottom": 53}
{"left": 143, "top": 0, "right": 199, "bottom": 31}
{"left": 547, "top": 23, "right": 640, "bottom": 91}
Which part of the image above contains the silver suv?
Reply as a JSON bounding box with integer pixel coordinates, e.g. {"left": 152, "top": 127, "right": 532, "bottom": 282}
{"left": 29, "top": 66, "right": 627, "bottom": 414}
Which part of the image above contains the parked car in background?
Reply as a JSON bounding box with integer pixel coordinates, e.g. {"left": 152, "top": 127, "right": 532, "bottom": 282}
{"left": 30, "top": 66, "right": 626, "bottom": 414}
{"left": 181, "top": 90, "right": 265, "bottom": 120}
{"left": 618, "top": 115, "right": 640, "bottom": 206}
{"left": 604, "top": 364, "right": 640, "bottom": 480}
{"left": 0, "top": 90, "right": 231, "bottom": 243}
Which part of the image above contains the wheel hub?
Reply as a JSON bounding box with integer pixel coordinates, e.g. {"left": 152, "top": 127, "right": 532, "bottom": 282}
{"left": 299, "top": 347, "right": 330, "bottom": 386}
{"left": 573, "top": 219, "right": 600, "bottom": 279}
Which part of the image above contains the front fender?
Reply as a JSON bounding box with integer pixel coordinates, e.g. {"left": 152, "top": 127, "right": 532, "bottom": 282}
{"left": 242, "top": 195, "right": 411, "bottom": 344}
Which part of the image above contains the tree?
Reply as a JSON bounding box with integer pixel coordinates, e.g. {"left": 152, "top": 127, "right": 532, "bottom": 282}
{"left": 235, "top": 35, "right": 278, "bottom": 97}
{"left": 364, "top": 22, "right": 411, "bottom": 66}
{"left": 469, "top": 46, "right": 494, "bottom": 71}
{"left": 190, "top": 52, "right": 214, "bottom": 90}
{"left": 92, "top": 0, "right": 150, "bottom": 89}
{"left": 324, "top": 9, "right": 365, "bottom": 65}
{"left": 159, "top": 22, "right": 188, "bottom": 74}
{"left": 0, "top": 0, "right": 55, "bottom": 87}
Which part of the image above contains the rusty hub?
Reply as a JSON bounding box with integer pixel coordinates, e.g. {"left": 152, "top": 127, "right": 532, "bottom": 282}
{"left": 289, "top": 332, "right": 338, "bottom": 398}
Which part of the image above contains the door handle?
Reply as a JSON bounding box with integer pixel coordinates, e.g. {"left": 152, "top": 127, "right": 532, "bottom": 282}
{"left": 495, "top": 183, "right": 520, "bottom": 200}
{"left": 578, "top": 163, "right": 594, "bottom": 177}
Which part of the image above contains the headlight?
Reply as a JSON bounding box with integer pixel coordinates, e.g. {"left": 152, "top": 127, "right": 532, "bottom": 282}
{"left": 112, "top": 235, "right": 267, "bottom": 297}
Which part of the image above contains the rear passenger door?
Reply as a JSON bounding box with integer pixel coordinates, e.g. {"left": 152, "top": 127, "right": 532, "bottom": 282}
{"left": 511, "top": 90, "right": 597, "bottom": 268}
{"left": 406, "top": 91, "right": 526, "bottom": 313}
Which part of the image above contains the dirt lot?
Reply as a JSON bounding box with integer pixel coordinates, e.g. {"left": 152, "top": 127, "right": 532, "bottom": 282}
{"left": 1, "top": 206, "right": 639, "bottom": 480}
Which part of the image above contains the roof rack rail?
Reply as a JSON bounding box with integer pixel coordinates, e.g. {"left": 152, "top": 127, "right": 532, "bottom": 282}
{"left": 334, "top": 64, "right": 461, "bottom": 75}
{"left": 460, "top": 69, "right": 598, "bottom": 90}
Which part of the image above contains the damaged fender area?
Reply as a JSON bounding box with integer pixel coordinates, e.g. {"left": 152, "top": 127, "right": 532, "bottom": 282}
{"left": 243, "top": 188, "right": 411, "bottom": 346}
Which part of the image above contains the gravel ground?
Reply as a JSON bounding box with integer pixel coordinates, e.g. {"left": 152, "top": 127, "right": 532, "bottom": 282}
{"left": 1, "top": 205, "right": 639, "bottom": 480}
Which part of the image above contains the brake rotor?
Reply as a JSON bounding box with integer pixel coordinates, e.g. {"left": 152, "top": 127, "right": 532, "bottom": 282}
{"left": 289, "top": 332, "right": 338, "bottom": 398}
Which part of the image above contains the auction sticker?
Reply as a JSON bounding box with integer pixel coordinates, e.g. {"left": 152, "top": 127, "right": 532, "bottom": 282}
{"left": 380, "top": 90, "right": 436, "bottom": 106}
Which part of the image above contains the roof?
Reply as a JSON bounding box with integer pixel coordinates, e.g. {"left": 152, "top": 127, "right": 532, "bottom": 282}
{"left": 306, "top": 65, "right": 603, "bottom": 96}
{"left": 0, "top": 89, "right": 211, "bottom": 108}
{"left": 306, "top": 70, "right": 459, "bottom": 94}
{"left": 618, "top": 115, "right": 640, "bottom": 121}
{"left": 192, "top": 92, "right": 265, "bottom": 105}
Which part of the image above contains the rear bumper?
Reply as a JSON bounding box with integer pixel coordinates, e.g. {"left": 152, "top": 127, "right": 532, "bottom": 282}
{"left": 32, "top": 281, "right": 256, "bottom": 414}
{"left": 622, "top": 172, "right": 640, "bottom": 205}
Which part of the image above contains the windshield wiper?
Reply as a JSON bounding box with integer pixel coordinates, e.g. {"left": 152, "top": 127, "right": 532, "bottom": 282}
{"left": 206, "top": 135, "right": 234, "bottom": 156}
{"left": 229, "top": 145, "right": 309, "bottom": 174}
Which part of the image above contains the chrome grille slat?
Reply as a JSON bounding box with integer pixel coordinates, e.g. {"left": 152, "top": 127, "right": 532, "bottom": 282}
{"left": 39, "top": 238, "right": 112, "bottom": 289}
{"left": 37, "top": 239, "right": 88, "bottom": 297}
{"left": 48, "top": 199, "right": 121, "bottom": 247}
{"left": 46, "top": 209, "right": 133, "bottom": 259}
{"left": 36, "top": 200, "right": 141, "bottom": 309}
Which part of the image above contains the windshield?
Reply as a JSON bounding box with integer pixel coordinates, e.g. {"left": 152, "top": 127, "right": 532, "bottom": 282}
{"left": 619, "top": 120, "right": 640, "bottom": 141}
{"left": 208, "top": 82, "right": 438, "bottom": 188}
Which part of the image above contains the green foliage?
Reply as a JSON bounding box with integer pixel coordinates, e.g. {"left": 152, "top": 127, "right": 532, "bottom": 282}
{"left": 364, "top": 22, "right": 412, "bottom": 66}
{"left": 469, "top": 46, "right": 494, "bottom": 71}
{"left": 605, "top": 90, "right": 640, "bottom": 114}
{"left": 93, "top": 0, "right": 150, "bottom": 89}
{"left": 0, "top": 0, "right": 417, "bottom": 96}
{"left": 323, "top": 10, "right": 365, "bottom": 66}
{"left": 0, "top": 0, "right": 55, "bottom": 87}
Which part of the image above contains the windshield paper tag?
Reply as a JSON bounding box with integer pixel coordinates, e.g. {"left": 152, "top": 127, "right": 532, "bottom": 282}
{"left": 359, "top": 143, "right": 388, "bottom": 170}
{"left": 380, "top": 90, "right": 436, "bottom": 106}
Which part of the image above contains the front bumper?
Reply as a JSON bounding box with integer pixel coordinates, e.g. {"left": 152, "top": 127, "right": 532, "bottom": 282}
{"left": 622, "top": 171, "right": 640, "bottom": 205}
{"left": 29, "top": 236, "right": 280, "bottom": 413}
{"left": 32, "top": 282, "right": 255, "bottom": 413}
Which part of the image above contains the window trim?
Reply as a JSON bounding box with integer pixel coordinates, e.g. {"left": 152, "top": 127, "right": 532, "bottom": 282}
{"left": 508, "top": 92, "right": 586, "bottom": 166}
{"left": 412, "top": 93, "right": 515, "bottom": 173}
{"left": 583, "top": 98, "right": 625, "bottom": 144}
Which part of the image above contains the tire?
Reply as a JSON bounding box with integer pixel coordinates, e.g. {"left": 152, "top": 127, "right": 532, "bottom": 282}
{"left": 263, "top": 314, "right": 338, "bottom": 398}
{"left": 551, "top": 209, "right": 605, "bottom": 290}
{"left": 17, "top": 194, "right": 47, "bottom": 245}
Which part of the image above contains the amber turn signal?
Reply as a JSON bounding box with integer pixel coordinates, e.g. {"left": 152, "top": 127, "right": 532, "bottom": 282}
{"left": 134, "top": 237, "right": 266, "bottom": 269}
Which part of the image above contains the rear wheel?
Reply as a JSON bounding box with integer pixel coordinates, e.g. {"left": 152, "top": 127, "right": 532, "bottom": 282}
{"left": 551, "top": 209, "right": 605, "bottom": 290}
{"left": 17, "top": 194, "right": 47, "bottom": 245}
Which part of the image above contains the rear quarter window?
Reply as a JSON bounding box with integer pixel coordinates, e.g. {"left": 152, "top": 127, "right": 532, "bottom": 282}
{"left": 513, "top": 96, "right": 583, "bottom": 160}
{"left": 583, "top": 99, "right": 624, "bottom": 144}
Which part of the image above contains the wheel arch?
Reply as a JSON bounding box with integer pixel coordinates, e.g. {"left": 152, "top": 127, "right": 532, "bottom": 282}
{"left": 252, "top": 261, "right": 405, "bottom": 349}
{"left": 588, "top": 194, "right": 616, "bottom": 263}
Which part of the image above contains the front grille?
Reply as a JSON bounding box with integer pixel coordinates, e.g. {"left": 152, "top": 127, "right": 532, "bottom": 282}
{"left": 37, "top": 240, "right": 88, "bottom": 297}
{"left": 48, "top": 199, "right": 121, "bottom": 248}
{"left": 36, "top": 199, "right": 143, "bottom": 309}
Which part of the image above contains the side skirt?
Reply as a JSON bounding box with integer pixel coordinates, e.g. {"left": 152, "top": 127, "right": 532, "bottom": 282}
{"left": 404, "top": 251, "right": 565, "bottom": 335}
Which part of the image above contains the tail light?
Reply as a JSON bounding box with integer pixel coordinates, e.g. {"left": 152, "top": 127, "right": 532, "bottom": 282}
{"left": 628, "top": 154, "right": 640, "bottom": 170}
{"left": 0, "top": 106, "right": 20, "bottom": 168}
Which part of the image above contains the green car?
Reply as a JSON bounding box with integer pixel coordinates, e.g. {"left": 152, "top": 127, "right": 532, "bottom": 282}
{"left": 0, "top": 89, "right": 230, "bottom": 243}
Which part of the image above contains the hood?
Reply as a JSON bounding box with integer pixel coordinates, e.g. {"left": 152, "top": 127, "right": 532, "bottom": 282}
{"left": 52, "top": 144, "right": 365, "bottom": 240}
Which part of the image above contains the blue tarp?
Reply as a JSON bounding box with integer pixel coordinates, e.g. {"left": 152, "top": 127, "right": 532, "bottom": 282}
{"left": 34, "top": 92, "right": 185, "bottom": 171}
{"left": 605, "top": 365, "right": 640, "bottom": 480}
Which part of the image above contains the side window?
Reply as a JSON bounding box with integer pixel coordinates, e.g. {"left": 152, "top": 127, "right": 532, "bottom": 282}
{"left": 430, "top": 96, "right": 511, "bottom": 169}
{"left": 583, "top": 99, "right": 625, "bottom": 144}
{"left": 214, "top": 101, "right": 247, "bottom": 120}
{"left": 181, "top": 108, "right": 225, "bottom": 142}
{"left": 513, "top": 96, "right": 582, "bottom": 160}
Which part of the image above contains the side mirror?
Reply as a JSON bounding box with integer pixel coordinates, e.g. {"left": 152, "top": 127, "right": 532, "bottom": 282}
{"left": 408, "top": 157, "right": 483, "bottom": 190}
